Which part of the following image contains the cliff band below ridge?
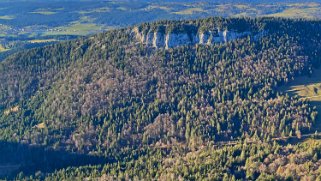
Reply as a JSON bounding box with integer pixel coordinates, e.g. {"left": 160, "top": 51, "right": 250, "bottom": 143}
{"left": 133, "top": 26, "right": 264, "bottom": 49}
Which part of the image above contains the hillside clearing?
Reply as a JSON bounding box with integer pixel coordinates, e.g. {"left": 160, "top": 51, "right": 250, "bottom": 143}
{"left": 280, "top": 66, "right": 321, "bottom": 130}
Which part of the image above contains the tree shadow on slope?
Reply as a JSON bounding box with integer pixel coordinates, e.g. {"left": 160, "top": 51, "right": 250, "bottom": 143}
{"left": 0, "top": 140, "right": 113, "bottom": 180}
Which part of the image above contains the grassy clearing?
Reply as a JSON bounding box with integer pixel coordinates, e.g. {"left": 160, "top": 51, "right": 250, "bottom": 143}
{"left": 280, "top": 67, "right": 321, "bottom": 130}
{"left": 3, "top": 106, "right": 19, "bottom": 115}
{"left": 30, "top": 11, "right": 57, "bottom": 15}
{"left": 267, "top": 8, "right": 312, "bottom": 19}
{"left": 0, "top": 34, "right": 17, "bottom": 38}
{"left": 233, "top": 12, "right": 250, "bottom": 17}
{"left": 287, "top": 2, "right": 320, "bottom": 8}
{"left": 36, "top": 122, "right": 46, "bottom": 129}
{"left": 79, "top": 7, "right": 111, "bottom": 14}
{"left": 43, "top": 23, "right": 102, "bottom": 36}
{"left": 215, "top": 5, "right": 229, "bottom": 13}
{"left": 281, "top": 68, "right": 321, "bottom": 101}
{"left": 0, "top": 15, "right": 14, "bottom": 20}
{"left": 266, "top": 3, "right": 321, "bottom": 19}
{"left": 55, "top": 7, "right": 65, "bottom": 11}
{"left": 146, "top": 5, "right": 172, "bottom": 11}
{"left": 234, "top": 4, "right": 249, "bottom": 9}
{"left": 28, "top": 39, "right": 57, "bottom": 43}
{"left": 116, "top": 7, "right": 128, "bottom": 11}
{"left": 288, "top": 83, "right": 321, "bottom": 100}
{"left": 0, "top": 44, "right": 8, "bottom": 52}
{"left": 41, "top": 14, "right": 103, "bottom": 36}
{"left": 78, "top": 16, "right": 96, "bottom": 23}
{"left": 173, "top": 7, "right": 205, "bottom": 15}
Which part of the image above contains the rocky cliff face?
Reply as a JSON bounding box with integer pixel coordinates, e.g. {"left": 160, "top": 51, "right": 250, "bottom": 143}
{"left": 165, "top": 33, "right": 195, "bottom": 49}
{"left": 133, "top": 26, "right": 255, "bottom": 49}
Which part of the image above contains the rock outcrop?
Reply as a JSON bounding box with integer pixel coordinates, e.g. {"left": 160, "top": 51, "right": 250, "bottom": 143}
{"left": 133, "top": 26, "right": 257, "bottom": 49}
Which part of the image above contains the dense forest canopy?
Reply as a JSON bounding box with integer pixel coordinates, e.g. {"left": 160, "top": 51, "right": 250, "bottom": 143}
{"left": 1, "top": 17, "right": 321, "bottom": 180}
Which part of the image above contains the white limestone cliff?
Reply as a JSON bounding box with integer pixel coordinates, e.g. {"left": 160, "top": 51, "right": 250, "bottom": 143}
{"left": 133, "top": 26, "right": 256, "bottom": 49}
{"left": 165, "top": 33, "right": 194, "bottom": 49}
{"left": 153, "top": 31, "right": 165, "bottom": 48}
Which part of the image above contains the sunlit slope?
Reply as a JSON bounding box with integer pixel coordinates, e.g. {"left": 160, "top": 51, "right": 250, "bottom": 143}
{"left": 282, "top": 67, "right": 321, "bottom": 101}
{"left": 280, "top": 67, "right": 321, "bottom": 131}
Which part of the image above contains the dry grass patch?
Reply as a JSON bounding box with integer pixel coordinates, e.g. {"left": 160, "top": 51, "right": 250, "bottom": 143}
{"left": 3, "top": 106, "right": 19, "bottom": 115}
{"left": 173, "top": 8, "right": 205, "bottom": 15}
{"left": 280, "top": 67, "right": 321, "bottom": 130}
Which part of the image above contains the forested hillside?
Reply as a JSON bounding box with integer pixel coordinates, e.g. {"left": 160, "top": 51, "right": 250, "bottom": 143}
{"left": 1, "top": 17, "right": 321, "bottom": 180}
